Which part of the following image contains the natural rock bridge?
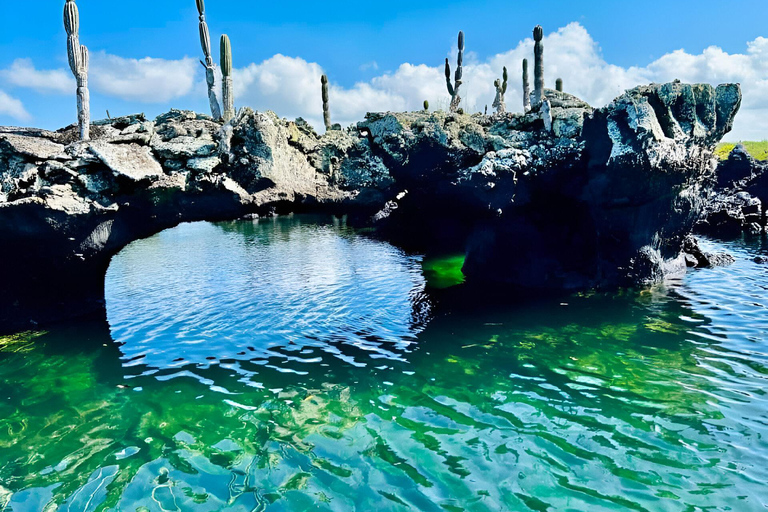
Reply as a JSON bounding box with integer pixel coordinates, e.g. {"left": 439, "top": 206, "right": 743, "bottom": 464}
{"left": 0, "top": 82, "right": 741, "bottom": 332}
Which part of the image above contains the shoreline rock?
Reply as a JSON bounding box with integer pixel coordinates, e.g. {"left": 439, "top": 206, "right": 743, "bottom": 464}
{"left": 696, "top": 144, "right": 768, "bottom": 237}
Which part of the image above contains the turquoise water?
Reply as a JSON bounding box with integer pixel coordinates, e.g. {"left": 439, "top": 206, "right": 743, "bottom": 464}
{"left": 1, "top": 216, "right": 767, "bottom": 511}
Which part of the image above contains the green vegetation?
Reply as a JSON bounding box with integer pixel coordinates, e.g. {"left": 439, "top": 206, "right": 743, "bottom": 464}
{"left": 715, "top": 141, "right": 768, "bottom": 161}
{"left": 422, "top": 254, "right": 466, "bottom": 288}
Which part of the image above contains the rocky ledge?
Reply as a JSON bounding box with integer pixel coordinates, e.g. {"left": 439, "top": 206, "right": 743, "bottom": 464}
{"left": 0, "top": 81, "right": 741, "bottom": 331}
{"left": 696, "top": 145, "right": 768, "bottom": 237}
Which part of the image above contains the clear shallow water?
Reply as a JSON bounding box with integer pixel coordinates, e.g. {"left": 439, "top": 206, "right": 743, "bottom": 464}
{"left": 1, "top": 216, "right": 767, "bottom": 511}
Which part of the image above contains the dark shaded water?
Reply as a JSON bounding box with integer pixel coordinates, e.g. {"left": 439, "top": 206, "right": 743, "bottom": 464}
{"left": 1, "top": 216, "right": 767, "bottom": 511}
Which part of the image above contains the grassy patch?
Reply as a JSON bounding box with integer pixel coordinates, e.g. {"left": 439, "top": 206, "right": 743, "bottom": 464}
{"left": 422, "top": 254, "right": 466, "bottom": 289}
{"left": 715, "top": 141, "right": 768, "bottom": 161}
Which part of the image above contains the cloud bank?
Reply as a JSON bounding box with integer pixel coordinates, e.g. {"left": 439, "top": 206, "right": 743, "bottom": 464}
{"left": 1, "top": 23, "right": 766, "bottom": 140}
{"left": 0, "top": 90, "right": 30, "bottom": 122}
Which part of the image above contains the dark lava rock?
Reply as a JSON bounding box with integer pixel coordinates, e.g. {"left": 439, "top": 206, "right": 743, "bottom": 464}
{"left": 682, "top": 235, "right": 736, "bottom": 268}
{"left": 0, "top": 81, "right": 742, "bottom": 331}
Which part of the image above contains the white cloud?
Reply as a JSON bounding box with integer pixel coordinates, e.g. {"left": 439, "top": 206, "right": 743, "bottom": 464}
{"left": 359, "top": 61, "right": 379, "bottom": 72}
{"left": 0, "top": 90, "right": 31, "bottom": 122}
{"left": 0, "top": 59, "right": 74, "bottom": 95}
{"left": 89, "top": 52, "right": 198, "bottom": 103}
{"left": 1, "top": 24, "right": 766, "bottom": 140}
{"left": 231, "top": 56, "right": 445, "bottom": 129}
{"left": 228, "top": 23, "right": 767, "bottom": 140}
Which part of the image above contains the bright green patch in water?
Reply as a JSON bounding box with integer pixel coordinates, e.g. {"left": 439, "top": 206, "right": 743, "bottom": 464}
{"left": 422, "top": 254, "right": 466, "bottom": 289}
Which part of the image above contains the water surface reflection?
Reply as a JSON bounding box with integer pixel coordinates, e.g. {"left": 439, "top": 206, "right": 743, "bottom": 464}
{"left": 0, "top": 219, "right": 766, "bottom": 511}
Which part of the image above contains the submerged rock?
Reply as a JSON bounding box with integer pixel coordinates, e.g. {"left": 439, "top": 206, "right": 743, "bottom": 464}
{"left": 0, "top": 81, "right": 742, "bottom": 331}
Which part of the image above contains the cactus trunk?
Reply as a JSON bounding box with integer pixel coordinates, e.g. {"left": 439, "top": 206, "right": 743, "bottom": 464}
{"left": 196, "top": 0, "right": 222, "bottom": 120}
{"left": 556, "top": 78, "right": 563, "bottom": 92}
{"left": 321, "top": 75, "right": 331, "bottom": 131}
{"left": 532, "top": 25, "right": 544, "bottom": 107}
{"left": 541, "top": 97, "right": 552, "bottom": 133}
{"left": 220, "top": 35, "right": 235, "bottom": 122}
{"left": 445, "top": 31, "right": 464, "bottom": 113}
{"left": 76, "top": 47, "right": 90, "bottom": 140}
{"left": 64, "top": 0, "right": 89, "bottom": 141}
{"left": 522, "top": 59, "right": 531, "bottom": 113}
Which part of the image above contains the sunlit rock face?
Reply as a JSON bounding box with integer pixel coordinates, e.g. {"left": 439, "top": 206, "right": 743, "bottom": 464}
{"left": 0, "top": 81, "right": 741, "bottom": 330}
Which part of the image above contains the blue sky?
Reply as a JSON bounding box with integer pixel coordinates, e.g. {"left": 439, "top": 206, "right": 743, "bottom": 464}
{"left": 1, "top": 0, "right": 767, "bottom": 140}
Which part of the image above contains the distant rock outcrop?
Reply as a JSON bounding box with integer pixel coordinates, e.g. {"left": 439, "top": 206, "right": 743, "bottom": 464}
{"left": 0, "top": 81, "right": 742, "bottom": 331}
{"left": 697, "top": 144, "right": 768, "bottom": 237}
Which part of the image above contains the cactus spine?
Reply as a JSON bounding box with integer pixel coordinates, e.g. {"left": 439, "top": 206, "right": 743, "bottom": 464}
{"left": 321, "top": 75, "right": 331, "bottom": 131}
{"left": 556, "top": 78, "right": 563, "bottom": 92}
{"left": 532, "top": 25, "right": 545, "bottom": 107}
{"left": 522, "top": 58, "right": 531, "bottom": 113}
{"left": 64, "top": 0, "right": 89, "bottom": 141}
{"left": 220, "top": 35, "right": 235, "bottom": 122}
{"left": 445, "top": 31, "right": 464, "bottom": 113}
{"left": 492, "top": 66, "right": 508, "bottom": 114}
{"left": 196, "top": 0, "right": 222, "bottom": 120}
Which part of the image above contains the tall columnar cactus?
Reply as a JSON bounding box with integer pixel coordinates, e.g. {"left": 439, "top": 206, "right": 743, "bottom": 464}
{"left": 321, "top": 75, "right": 331, "bottom": 131}
{"left": 492, "top": 66, "right": 508, "bottom": 114}
{"left": 445, "top": 31, "right": 464, "bottom": 113}
{"left": 64, "top": 0, "right": 90, "bottom": 141}
{"left": 220, "top": 35, "right": 235, "bottom": 122}
{"left": 556, "top": 78, "right": 563, "bottom": 92}
{"left": 532, "top": 25, "right": 545, "bottom": 107}
{"left": 522, "top": 58, "right": 531, "bottom": 113}
{"left": 196, "top": 0, "right": 222, "bottom": 120}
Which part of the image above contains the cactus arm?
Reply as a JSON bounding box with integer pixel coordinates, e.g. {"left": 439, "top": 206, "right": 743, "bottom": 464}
{"left": 220, "top": 34, "right": 235, "bottom": 122}
{"left": 454, "top": 30, "right": 464, "bottom": 93}
{"left": 199, "top": 19, "right": 213, "bottom": 66}
{"left": 321, "top": 74, "right": 331, "bottom": 132}
{"left": 197, "top": 0, "right": 222, "bottom": 119}
{"left": 522, "top": 59, "right": 531, "bottom": 113}
{"left": 533, "top": 25, "right": 545, "bottom": 107}
{"left": 502, "top": 66, "right": 508, "bottom": 95}
{"left": 446, "top": 31, "right": 464, "bottom": 113}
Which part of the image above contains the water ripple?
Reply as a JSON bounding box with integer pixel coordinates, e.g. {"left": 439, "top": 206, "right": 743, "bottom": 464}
{"left": 2, "top": 224, "right": 768, "bottom": 511}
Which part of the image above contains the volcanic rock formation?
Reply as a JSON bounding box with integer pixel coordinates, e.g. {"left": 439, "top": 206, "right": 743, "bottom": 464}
{"left": 0, "top": 81, "right": 741, "bottom": 331}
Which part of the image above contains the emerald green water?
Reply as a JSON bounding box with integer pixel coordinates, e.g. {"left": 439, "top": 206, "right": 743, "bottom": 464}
{"left": 1, "top": 216, "right": 767, "bottom": 511}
